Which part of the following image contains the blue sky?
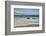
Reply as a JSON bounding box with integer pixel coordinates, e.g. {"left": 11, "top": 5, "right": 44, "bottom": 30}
{"left": 14, "top": 8, "right": 39, "bottom": 15}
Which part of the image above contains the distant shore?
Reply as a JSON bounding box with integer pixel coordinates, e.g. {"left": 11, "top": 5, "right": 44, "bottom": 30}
{"left": 14, "top": 15, "right": 39, "bottom": 17}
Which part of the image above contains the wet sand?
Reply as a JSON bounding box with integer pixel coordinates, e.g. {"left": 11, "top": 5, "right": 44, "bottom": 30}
{"left": 14, "top": 16, "right": 39, "bottom": 28}
{"left": 14, "top": 20, "right": 39, "bottom": 28}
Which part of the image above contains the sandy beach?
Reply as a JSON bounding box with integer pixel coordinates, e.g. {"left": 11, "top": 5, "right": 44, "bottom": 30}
{"left": 14, "top": 19, "right": 39, "bottom": 28}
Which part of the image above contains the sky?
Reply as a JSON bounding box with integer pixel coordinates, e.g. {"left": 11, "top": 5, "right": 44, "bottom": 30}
{"left": 14, "top": 8, "right": 39, "bottom": 15}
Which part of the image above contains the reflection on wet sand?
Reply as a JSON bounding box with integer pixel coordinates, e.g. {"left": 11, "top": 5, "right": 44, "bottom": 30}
{"left": 14, "top": 16, "right": 39, "bottom": 28}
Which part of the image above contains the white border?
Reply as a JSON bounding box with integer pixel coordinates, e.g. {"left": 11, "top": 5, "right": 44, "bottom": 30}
{"left": 11, "top": 5, "right": 42, "bottom": 32}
